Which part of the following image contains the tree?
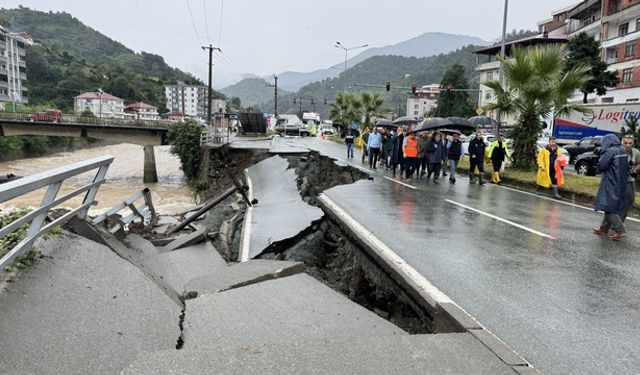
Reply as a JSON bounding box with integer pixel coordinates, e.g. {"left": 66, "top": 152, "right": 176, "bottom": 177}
{"left": 566, "top": 33, "right": 620, "bottom": 103}
{"left": 621, "top": 117, "right": 640, "bottom": 149}
{"left": 359, "top": 92, "right": 385, "bottom": 130}
{"left": 167, "top": 120, "right": 203, "bottom": 180}
{"left": 485, "top": 45, "right": 591, "bottom": 168}
{"left": 433, "top": 64, "right": 476, "bottom": 118}
{"left": 329, "top": 92, "right": 361, "bottom": 130}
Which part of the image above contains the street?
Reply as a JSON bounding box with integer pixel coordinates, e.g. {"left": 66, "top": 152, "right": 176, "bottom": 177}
{"left": 279, "top": 136, "right": 640, "bottom": 374}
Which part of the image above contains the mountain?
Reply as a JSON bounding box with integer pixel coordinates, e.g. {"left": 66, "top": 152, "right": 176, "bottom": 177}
{"left": 221, "top": 77, "right": 289, "bottom": 108}
{"left": 0, "top": 7, "right": 199, "bottom": 84}
{"left": 275, "top": 32, "right": 488, "bottom": 92}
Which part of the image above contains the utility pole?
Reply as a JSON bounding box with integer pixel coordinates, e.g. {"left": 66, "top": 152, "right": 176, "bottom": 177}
{"left": 496, "top": 0, "right": 509, "bottom": 136}
{"left": 202, "top": 44, "right": 221, "bottom": 126}
{"left": 298, "top": 95, "right": 303, "bottom": 118}
{"left": 273, "top": 75, "right": 278, "bottom": 117}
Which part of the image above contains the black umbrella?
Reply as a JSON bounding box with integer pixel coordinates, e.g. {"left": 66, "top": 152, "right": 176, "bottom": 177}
{"left": 468, "top": 116, "right": 497, "bottom": 128}
{"left": 392, "top": 116, "right": 418, "bottom": 126}
{"left": 375, "top": 119, "right": 396, "bottom": 128}
{"left": 446, "top": 117, "right": 473, "bottom": 127}
{"left": 438, "top": 128, "right": 462, "bottom": 135}
{"left": 414, "top": 117, "right": 452, "bottom": 133}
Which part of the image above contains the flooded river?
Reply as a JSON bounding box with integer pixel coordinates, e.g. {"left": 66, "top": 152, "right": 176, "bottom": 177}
{"left": 0, "top": 143, "right": 195, "bottom": 215}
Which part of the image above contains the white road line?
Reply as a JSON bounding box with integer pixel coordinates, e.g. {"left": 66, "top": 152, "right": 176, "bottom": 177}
{"left": 318, "top": 194, "right": 453, "bottom": 304}
{"left": 239, "top": 169, "right": 253, "bottom": 262}
{"left": 445, "top": 199, "right": 556, "bottom": 240}
{"left": 383, "top": 176, "right": 418, "bottom": 190}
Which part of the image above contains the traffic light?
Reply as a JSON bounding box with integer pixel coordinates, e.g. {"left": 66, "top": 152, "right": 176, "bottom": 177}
{"left": 386, "top": 81, "right": 391, "bottom": 91}
{"left": 324, "top": 98, "right": 327, "bottom": 105}
{"left": 411, "top": 84, "right": 417, "bottom": 95}
{"left": 293, "top": 98, "right": 297, "bottom": 104}
{"left": 310, "top": 99, "right": 315, "bottom": 105}
{"left": 447, "top": 84, "right": 453, "bottom": 93}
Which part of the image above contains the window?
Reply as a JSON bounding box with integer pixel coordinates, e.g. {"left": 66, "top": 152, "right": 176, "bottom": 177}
{"left": 601, "top": 97, "right": 614, "bottom": 103}
{"left": 637, "top": 18, "right": 640, "bottom": 31}
{"left": 623, "top": 68, "right": 633, "bottom": 83}
{"left": 619, "top": 23, "right": 629, "bottom": 36}
{"left": 625, "top": 41, "right": 636, "bottom": 57}
{"left": 485, "top": 92, "right": 492, "bottom": 100}
{"left": 414, "top": 104, "right": 419, "bottom": 109}
{"left": 626, "top": 98, "right": 639, "bottom": 102}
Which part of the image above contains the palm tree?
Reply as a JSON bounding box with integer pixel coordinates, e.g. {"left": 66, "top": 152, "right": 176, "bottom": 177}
{"left": 484, "top": 45, "right": 591, "bottom": 168}
{"left": 359, "top": 91, "right": 385, "bottom": 130}
{"left": 329, "top": 92, "right": 361, "bottom": 132}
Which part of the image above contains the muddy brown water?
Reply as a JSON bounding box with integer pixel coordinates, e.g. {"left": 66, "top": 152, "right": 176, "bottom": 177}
{"left": 0, "top": 143, "right": 194, "bottom": 215}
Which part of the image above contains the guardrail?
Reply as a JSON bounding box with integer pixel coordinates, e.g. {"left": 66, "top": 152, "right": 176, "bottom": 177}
{"left": 0, "top": 155, "right": 114, "bottom": 269}
{"left": 200, "top": 127, "right": 227, "bottom": 146}
{"left": 92, "top": 188, "right": 156, "bottom": 233}
{"left": 0, "top": 111, "right": 173, "bottom": 129}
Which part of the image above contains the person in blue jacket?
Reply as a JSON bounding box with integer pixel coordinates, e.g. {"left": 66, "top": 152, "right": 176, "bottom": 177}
{"left": 592, "top": 134, "right": 630, "bottom": 241}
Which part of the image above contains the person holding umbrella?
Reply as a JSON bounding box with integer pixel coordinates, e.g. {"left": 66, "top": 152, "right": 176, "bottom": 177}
{"left": 417, "top": 131, "right": 430, "bottom": 179}
{"left": 426, "top": 132, "right": 446, "bottom": 184}
{"left": 391, "top": 127, "right": 405, "bottom": 179}
{"left": 468, "top": 131, "right": 487, "bottom": 185}
{"left": 447, "top": 132, "right": 464, "bottom": 184}
{"left": 403, "top": 130, "right": 420, "bottom": 180}
{"left": 487, "top": 134, "right": 510, "bottom": 184}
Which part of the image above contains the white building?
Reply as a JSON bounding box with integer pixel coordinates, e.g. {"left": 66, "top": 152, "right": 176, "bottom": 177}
{"left": 74, "top": 91, "right": 126, "bottom": 119}
{"left": 165, "top": 83, "right": 210, "bottom": 118}
{"left": 406, "top": 84, "right": 440, "bottom": 117}
{"left": 124, "top": 101, "right": 159, "bottom": 121}
{"left": 0, "top": 25, "right": 28, "bottom": 107}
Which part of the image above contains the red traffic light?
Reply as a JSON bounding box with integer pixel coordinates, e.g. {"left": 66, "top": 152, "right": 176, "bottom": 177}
{"left": 411, "top": 84, "right": 417, "bottom": 94}
{"left": 386, "top": 81, "right": 391, "bottom": 91}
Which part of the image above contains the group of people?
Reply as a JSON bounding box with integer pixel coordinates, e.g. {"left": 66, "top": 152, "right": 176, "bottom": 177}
{"left": 345, "top": 127, "right": 639, "bottom": 242}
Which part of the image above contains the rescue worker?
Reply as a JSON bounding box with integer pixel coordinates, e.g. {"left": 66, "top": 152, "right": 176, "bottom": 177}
{"left": 487, "top": 134, "right": 510, "bottom": 184}
{"left": 536, "top": 137, "right": 565, "bottom": 199}
{"left": 403, "top": 130, "right": 420, "bottom": 180}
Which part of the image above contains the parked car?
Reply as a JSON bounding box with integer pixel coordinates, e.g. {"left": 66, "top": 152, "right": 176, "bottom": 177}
{"left": 564, "top": 136, "right": 603, "bottom": 164}
{"left": 27, "top": 109, "right": 63, "bottom": 123}
{"left": 574, "top": 151, "right": 599, "bottom": 176}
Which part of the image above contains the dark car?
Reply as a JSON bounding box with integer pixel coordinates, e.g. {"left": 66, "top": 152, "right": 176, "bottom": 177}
{"left": 574, "top": 151, "right": 599, "bottom": 176}
{"left": 564, "top": 136, "right": 603, "bottom": 164}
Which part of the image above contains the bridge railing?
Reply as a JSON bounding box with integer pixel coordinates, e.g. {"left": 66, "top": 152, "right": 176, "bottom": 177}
{"left": 200, "top": 127, "right": 227, "bottom": 146}
{"left": 0, "top": 111, "right": 173, "bottom": 129}
{"left": 0, "top": 155, "right": 114, "bottom": 269}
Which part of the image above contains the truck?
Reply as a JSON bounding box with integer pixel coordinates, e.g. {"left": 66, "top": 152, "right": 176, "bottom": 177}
{"left": 274, "top": 114, "right": 304, "bottom": 136}
{"left": 302, "top": 112, "right": 320, "bottom": 136}
{"left": 27, "top": 109, "right": 63, "bottom": 123}
{"left": 553, "top": 103, "right": 640, "bottom": 144}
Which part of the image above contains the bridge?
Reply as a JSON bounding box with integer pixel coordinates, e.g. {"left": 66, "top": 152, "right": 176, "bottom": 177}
{"left": 0, "top": 112, "right": 172, "bottom": 183}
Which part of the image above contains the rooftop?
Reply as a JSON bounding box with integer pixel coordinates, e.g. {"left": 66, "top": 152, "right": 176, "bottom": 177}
{"left": 75, "top": 91, "right": 123, "bottom": 101}
{"left": 125, "top": 102, "right": 158, "bottom": 110}
{"left": 475, "top": 34, "right": 568, "bottom": 56}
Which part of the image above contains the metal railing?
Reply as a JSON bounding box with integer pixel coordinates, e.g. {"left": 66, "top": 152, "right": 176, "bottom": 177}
{"left": 200, "top": 127, "right": 227, "bottom": 146}
{"left": 91, "top": 188, "right": 156, "bottom": 233}
{"left": 0, "top": 155, "right": 114, "bottom": 269}
{"left": 0, "top": 111, "right": 172, "bottom": 129}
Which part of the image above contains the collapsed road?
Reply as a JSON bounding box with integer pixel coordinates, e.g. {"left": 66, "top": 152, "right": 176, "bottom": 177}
{"left": 0, "top": 136, "right": 538, "bottom": 374}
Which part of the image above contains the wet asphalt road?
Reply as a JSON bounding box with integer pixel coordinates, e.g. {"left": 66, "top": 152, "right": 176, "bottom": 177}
{"left": 273, "top": 136, "right": 640, "bottom": 375}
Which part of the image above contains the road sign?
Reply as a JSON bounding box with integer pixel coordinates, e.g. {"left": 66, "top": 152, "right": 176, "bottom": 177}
{"left": 476, "top": 108, "right": 484, "bottom": 115}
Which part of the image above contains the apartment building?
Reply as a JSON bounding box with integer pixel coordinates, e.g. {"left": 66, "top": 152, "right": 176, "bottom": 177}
{"left": 406, "top": 84, "right": 440, "bottom": 117}
{"left": 74, "top": 91, "right": 126, "bottom": 119}
{"left": 164, "top": 83, "right": 209, "bottom": 118}
{"left": 0, "top": 25, "right": 28, "bottom": 107}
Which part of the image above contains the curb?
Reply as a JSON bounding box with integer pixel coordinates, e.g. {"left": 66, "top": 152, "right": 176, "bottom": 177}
{"left": 317, "top": 193, "right": 540, "bottom": 374}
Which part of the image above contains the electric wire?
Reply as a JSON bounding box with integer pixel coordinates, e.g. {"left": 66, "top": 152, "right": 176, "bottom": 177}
{"left": 218, "top": 0, "right": 225, "bottom": 47}
{"left": 202, "top": 0, "right": 211, "bottom": 43}
{"left": 185, "top": 0, "right": 203, "bottom": 45}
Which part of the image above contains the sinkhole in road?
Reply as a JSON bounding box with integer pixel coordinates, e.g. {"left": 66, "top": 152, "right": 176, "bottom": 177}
{"left": 251, "top": 152, "right": 435, "bottom": 334}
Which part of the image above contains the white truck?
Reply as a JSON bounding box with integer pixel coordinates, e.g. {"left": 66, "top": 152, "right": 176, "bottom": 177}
{"left": 553, "top": 103, "right": 640, "bottom": 144}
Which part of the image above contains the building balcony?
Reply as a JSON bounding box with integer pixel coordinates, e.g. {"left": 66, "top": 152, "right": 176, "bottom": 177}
{"left": 603, "top": 2, "right": 640, "bottom": 21}
{"left": 568, "top": 18, "right": 601, "bottom": 36}
{"left": 602, "top": 30, "right": 640, "bottom": 48}
{"left": 475, "top": 60, "right": 501, "bottom": 71}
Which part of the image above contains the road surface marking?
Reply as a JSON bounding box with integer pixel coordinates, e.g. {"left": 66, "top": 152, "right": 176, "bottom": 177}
{"left": 318, "top": 193, "right": 452, "bottom": 303}
{"left": 384, "top": 176, "right": 418, "bottom": 190}
{"left": 445, "top": 199, "right": 556, "bottom": 239}
{"left": 239, "top": 169, "right": 254, "bottom": 262}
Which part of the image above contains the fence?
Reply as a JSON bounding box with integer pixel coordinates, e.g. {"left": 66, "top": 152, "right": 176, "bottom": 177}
{"left": 0, "top": 111, "right": 172, "bottom": 129}
{"left": 0, "top": 155, "right": 114, "bottom": 269}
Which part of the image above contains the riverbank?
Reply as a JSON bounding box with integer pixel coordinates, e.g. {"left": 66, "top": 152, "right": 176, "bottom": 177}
{"left": 0, "top": 135, "right": 111, "bottom": 162}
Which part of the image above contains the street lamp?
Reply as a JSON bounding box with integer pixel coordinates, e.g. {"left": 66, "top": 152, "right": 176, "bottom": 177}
{"left": 97, "top": 88, "right": 104, "bottom": 119}
{"left": 334, "top": 41, "right": 368, "bottom": 92}
{"left": 496, "top": 0, "right": 509, "bottom": 135}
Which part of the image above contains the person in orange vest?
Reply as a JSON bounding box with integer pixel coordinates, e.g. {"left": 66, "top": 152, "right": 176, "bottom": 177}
{"left": 403, "top": 130, "right": 420, "bottom": 180}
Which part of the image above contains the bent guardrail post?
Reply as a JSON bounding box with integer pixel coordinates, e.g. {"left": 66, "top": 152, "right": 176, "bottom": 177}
{"left": 91, "top": 188, "right": 157, "bottom": 234}
{"left": 0, "top": 155, "right": 114, "bottom": 269}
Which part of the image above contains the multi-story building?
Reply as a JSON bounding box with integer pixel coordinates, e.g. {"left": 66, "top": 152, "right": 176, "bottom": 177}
{"left": 164, "top": 83, "right": 210, "bottom": 118}
{"left": 475, "top": 35, "right": 568, "bottom": 126}
{"left": 74, "top": 91, "right": 125, "bottom": 119}
{"left": 124, "top": 101, "right": 159, "bottom": 120}
{"left": 0, "top": 25, "right": 28, "bottom": 107}
{"left": 406, "top": 84, "right": 440, "bottom": 117}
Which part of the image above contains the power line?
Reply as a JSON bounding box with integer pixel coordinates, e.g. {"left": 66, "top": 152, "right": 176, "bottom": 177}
{"left": 218, "top": 0, "right": 225, "bottom": 47}
{"left": 185, "top": 0, "right": 203, "bottom": 45}
{"left": 202, "top": 0, "right": 211, "bottom": 43}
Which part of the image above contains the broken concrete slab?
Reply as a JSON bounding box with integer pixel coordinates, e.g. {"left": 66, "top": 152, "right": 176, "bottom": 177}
{"left": 182, "top": 273, "right": 404, "bottom": 350}
{"left": 144, "top": 241, "right": 227, "bottom": 294}
{"left": 153, "top": 215, "right": 179, "bottom": 227}
{"left": 183, "top": 259, "right": 304, "bottom": 297}
{"left": 122, "top": 234, "right": 161, "bottom": 258}
{"left": 160, "top": 227, "right": 208, "bottom": 253}
{"left": 240, "top": 156, "right": 323, "bottom": 260}
{"left": 123, "top": 333, "right": 516, "bottom": 375}
{"left": 0, "top": 233, "right": 181, "bottom": 375}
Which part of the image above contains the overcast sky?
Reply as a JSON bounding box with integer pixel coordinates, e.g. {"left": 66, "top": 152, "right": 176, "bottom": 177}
{"left": 2, "top": 0, "right": 578, "bottom": 87}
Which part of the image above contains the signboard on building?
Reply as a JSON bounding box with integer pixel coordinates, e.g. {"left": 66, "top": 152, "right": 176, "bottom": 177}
{"left": 553, "top": 104, "right": 640, "bottom": 142}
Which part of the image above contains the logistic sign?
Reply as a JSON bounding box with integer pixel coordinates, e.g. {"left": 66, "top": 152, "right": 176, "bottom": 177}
{"left": 553, "top": 104, "right": 640, "bottom": 141}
